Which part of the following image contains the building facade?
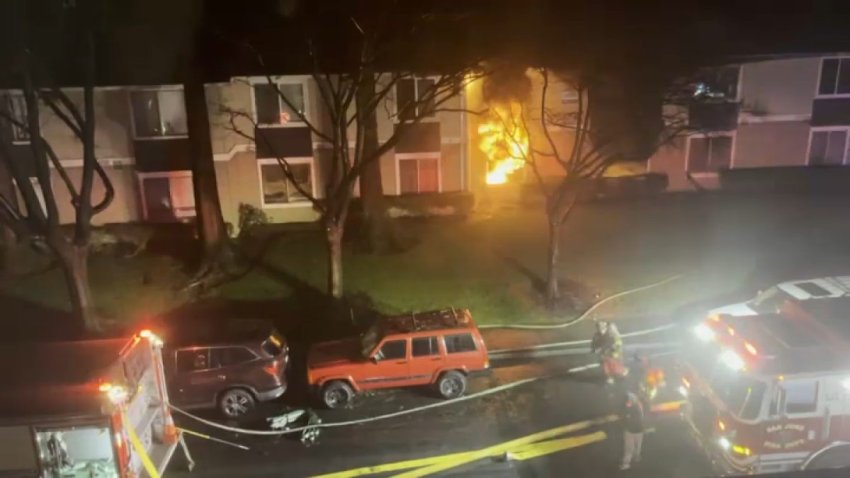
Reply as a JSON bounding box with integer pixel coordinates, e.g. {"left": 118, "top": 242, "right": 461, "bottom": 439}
{"left": 0, "top": 75, "right": 470, "bottom": 229}
{"left": 650, "top": 54, "right": 850, "bottom": 190}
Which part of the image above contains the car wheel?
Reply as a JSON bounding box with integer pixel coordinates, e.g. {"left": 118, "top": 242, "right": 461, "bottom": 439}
{"left": 436, "top": 371, "right": 467, "bottom": 399}
{"left": 218, "top": 388, "right": 256, "bottom": 418}
{"left": 321, "top": 381, "right": 354, "bottom": 409}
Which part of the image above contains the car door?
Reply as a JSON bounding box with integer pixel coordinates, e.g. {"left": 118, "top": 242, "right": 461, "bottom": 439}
{"left": 360, "top": 339, "right": 410, "bottom": 390}
{"left": 171, "top": 348, "right": 224, "bottom": 407}
{"left": 410, "top": 336, "right": 443, "bottom": 385}
{"left": 763, "top": 379, "right": 824, "bottom": 459}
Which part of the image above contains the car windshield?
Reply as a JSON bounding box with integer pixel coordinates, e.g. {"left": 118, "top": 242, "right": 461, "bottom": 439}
{"left": 360, "top": 323, "right": 383, "bottom": 358}
{"left": 747, "top": 286, "right": 794, "bottom": 314}
{"left": 687, "top": 350, "right": 767, "bottom": 421}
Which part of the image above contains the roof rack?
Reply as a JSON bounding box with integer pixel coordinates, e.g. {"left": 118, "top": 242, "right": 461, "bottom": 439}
{"left": 383, "top": 308, "right": 471, "bottom": 333}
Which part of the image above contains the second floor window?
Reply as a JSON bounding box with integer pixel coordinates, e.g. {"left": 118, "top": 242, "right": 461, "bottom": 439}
{"left": 396, "top": 78, "right": 436, "bottom": 121}
{"left": 818, "top": 58, "right": 850, "bottom": 96}
{"left": 130, "top": 89, "right": 187, "bottom": 138}
{"left": 3, "top": 94, "right": 29, "bottom": 142}
{"left": 254, "top": 83, "right": 306, "bottom": 126}
{"left": 687, "top": 135, "right": 732, "bottom": 173}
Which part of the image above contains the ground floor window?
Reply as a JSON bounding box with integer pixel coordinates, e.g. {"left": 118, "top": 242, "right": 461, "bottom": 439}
{"left": 258, "top": 157, "right": 314, "bottom": 206}
{"left": 686, "top": 134, "right": 734, "bottom": 174}
{"left": 397, "top": 153, "right": 440, "bottom": 194}
{"left": 138, "top": 171, "right": 195, "bottom": 222}
{"left": 808, "top": 127, "right": 850, "bottom": 165}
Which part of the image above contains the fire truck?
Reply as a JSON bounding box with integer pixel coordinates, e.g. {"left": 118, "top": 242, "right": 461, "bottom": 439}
{"left": 0, "top": 330, "right": 192, "bottom": 478}
{"left": 678, "top": 296, "right": 850, "bottom": 474}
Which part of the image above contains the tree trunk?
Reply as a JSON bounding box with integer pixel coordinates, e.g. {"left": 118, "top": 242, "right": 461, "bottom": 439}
{"left": 55, "top": 242, "right": 96, "bottom": 332}
{"left": 0, "top": 161, "right": 17, "bottom": 275}
{"left": 545, "top": 218, "right": 561, "bottom": 305}
{"left": 326, "top": 221, "right": 344, "bottom": 299}
{"left": 184, "top": 70, "right": 233, "bottom": 272}
{"left": 357, "top": 73, "right": 397, "bottom": 253}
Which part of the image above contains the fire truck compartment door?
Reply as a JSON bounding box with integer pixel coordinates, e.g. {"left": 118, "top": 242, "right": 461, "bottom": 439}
{"left": 0, "top": 426, "right": 38, "bottom": 475}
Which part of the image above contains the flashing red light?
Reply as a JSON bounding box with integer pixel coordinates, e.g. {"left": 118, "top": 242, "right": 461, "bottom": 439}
{"left": 718, "top": 419, "right": 726, "bottom": 431}
{"left": 727, "top": 326, "right": 735, "bottom": 336}
{"left": 682, "top": 377, "right": 691, "bottom": 389}
{"left": 99, "top": 382, "right": 113, "bottom": 392}
{"left": 744, "top": 341, "right": 758, "bottom": 356}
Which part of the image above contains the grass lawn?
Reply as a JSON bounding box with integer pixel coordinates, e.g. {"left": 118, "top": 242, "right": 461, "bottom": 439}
{"left": 5, "top": 191, "right": 850, "bottom": 333}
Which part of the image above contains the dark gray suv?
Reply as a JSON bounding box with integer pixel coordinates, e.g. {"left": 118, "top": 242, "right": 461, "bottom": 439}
{"left": 163, "top": 322, "right": 289, "bottom": 418}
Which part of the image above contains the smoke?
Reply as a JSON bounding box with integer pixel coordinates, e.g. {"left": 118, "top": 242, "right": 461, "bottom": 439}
{"left": 481, "top": 63, "right": 532, "bottom": 105}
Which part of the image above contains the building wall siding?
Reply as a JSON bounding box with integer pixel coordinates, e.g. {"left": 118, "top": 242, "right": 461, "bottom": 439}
{"left": 740, "top": 57, "right": 819, "bottom": 116}
{"left": 733, "top": 121, "right": 810, "bottom": 168}
{"left": 53, "top": 165, "right": 141, "bottom": 225}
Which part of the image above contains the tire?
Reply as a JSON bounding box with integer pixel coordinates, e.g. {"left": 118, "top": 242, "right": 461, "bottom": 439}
{"left": 217, "top": 388, "right": 256, "bottom": 419}
{"left": 321, "top": 381, "right": 354, "bottom": 409}
{"left": 435, "top": 371, "right": 467, "bottom": 399}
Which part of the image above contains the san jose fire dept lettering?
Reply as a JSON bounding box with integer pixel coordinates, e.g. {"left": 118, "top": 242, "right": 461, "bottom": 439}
{"left": 764, "top": 423, "right": 808, "bottom": 450}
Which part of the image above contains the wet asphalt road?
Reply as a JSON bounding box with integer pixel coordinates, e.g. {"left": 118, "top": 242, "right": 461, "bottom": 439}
{"left": 166, "top": 347, "right": 715, "bottom": 478}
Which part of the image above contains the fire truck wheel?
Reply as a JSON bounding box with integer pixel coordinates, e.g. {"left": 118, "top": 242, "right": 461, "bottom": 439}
{"left": 321, "top": 381, "right": 354, "bottom": 409}
{"left": 218, "top": 388, "right": 256, "bottom": 418}
{"left": 436, "top": 371, "right": 467, "bottom": 399}
{"left": 803, "top": 444, "right": 850, "bottom": 470}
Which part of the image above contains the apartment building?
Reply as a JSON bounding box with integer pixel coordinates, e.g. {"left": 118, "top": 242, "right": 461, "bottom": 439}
{"left": 0, "top": 75, "right": 469, "bottom": 228}
{"left": 649, "top": 54, "right": 850, "bottom": 190}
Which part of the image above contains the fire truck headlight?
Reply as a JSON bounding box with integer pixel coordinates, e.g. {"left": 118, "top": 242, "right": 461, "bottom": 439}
{"left": 694, "top": 323, "right": 715, "bottom": 342}
{"left": 718, "top": 436, "right": 731, "bottom": 450}
{"left": 732, "top": 444, "right": 752, "bottom": 457}
{"left": 720, "top": 350, "right": 745, "bottom": 371}
{"left": 678, "top": 385, "right": 689, "bottom": 397}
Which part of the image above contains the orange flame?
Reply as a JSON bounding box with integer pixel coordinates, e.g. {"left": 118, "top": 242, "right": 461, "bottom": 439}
{"left": 478, "top": 102, "right": 529, "bottom": 185}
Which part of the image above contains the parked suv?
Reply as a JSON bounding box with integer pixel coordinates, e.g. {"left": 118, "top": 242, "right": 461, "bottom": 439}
{"left": 307, "top": 309, "right": 489, "bottom": 408}
{"left": 162, "top": 320, "right": 289, "bottom": 418}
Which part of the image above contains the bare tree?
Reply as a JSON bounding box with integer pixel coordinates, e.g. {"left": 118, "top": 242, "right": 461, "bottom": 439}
{"left": 222, "top": 48, "right": 477, "bottom": 300}
{"left": 494, "top": 68, "right": 685, "bottom": 306}
{"left": 0, "top": 2, "right": 114, "bottom": 331}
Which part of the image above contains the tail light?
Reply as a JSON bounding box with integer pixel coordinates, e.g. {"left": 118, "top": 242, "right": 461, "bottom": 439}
{"left": 263, "top": 360, "right": 280, "bottom": 378}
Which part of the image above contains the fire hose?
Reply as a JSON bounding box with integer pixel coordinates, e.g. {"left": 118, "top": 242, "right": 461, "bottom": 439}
{"left": 479, "top": 273, "right": 684, "bottom": 330}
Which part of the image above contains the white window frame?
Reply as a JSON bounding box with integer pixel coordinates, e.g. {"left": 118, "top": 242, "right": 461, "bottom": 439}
{"left": 395, "top": 152, "right": 442, "bottom": 195}
{"left": 248, "top": 76, "right": 311, "bottom": 128}
{"left": 3, "top": 92, "right": 30, "bottom": 144}
{"left": 806, "top": 126, "right": 850, "bottom": 165}
{"left": 127, "top": 86, "right": 189, "bottom": 141}
{"left": 815, "top": 57, "right": 850, "bottom": 99}
{"left": 257, "top": 157, "right": 317, "bottom": 208}
{"left": 393, "top": 76, "right": 440, "bottom": 124}
{"left": 136, "top": 170, "right": 195, "bottom": 220}
{"left": 684, "top": 131, "right": 737, "bottom": 176}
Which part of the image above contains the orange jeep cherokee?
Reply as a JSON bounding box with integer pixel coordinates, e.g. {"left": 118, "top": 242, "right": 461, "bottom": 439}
{"left": 307, "top": 308, "right": 490, "bottom": 408}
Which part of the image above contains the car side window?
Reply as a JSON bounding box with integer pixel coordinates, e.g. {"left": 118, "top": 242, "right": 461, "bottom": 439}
{"left": 376, "top": 340, "right": 407, "bottom": 360}
{"left": 412, "top": 337, "right": 439, "bottom": 357}
{"left": 211, "top": 347, "right": 256, "bottom": 368}
{"left": 784, "top": 380, "right": 819, "bottom": 414}
{"left": 176, "top": 349, "right": 210, "bottom": 372}
{"left": 444, "top": 333, "right": 477, "bottom": 354}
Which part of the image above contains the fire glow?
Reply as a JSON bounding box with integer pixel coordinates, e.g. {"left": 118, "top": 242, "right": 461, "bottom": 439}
{"left": 478, "top": 102, "right": 529, "bottom": 185}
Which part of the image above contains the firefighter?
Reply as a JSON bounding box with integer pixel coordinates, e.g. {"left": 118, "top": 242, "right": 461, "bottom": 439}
{"left": 591, "top": 320, "right": 625, "bottom": 384}
{"left": 620, "top": 390, "right": 646, "bottom": 470}
{"left": 630, "top": 353, "right": 665, "bottom": 412}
